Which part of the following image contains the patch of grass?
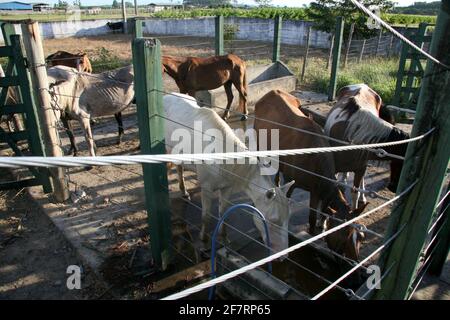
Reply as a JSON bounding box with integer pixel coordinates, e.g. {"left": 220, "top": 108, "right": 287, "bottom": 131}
{"left": 90, "top": 47, "right": 130, "bottom": 72}
{"left": 286, "top": 57, "right": 399, "bottom": 103}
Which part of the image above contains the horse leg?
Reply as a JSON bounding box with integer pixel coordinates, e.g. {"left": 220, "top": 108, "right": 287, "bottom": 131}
{"left": 114, "top": 112, "right": 124, "bottom": 145}
{"left": 352, "top": 168, "right": 367, "bottom": 210}
{"left": 233, "top": 75, "right": 248, "bottom": 121}
{"left": 199, "top": 187, "right": 214, "bottom": 249}
{"left": 309, "top": 193, "right": 322, "bottom": 235}
{"left": 61, "top": 115, "right": 78, "bottom": 156}
{"left": 218, "top": 187, "right": 233, "bottom": 244}
{"left": 176, "top": 165, "right": 190, "bottom": 200}
{"left": 222, "top": 81, "right": 234, "bottom": 121}
{"left": 274, "top": 171, "right": 281, "bottom": 187}
{"left": 76, "top": 113, "right": 96, "bottom": 157}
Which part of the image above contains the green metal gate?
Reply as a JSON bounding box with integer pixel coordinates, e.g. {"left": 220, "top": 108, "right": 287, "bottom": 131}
{"left": 0, "top": 22, "right": 51, "bottom": 192}
{"left": 392, "top": 23, "right": 433, "bottom": 110}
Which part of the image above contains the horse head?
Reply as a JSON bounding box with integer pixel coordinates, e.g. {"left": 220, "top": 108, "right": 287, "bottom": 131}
{"left": 251, "top": 178, "right": 295, "bottom": 257}
{"left": 324, "top": 190, "right": 368, "bottom": 261}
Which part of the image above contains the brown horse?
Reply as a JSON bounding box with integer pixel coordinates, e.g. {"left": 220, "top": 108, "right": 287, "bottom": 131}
{"left": 254, "top": 89, "right": 367, "bottom": 261}
{"left": 46, "top": 50, "right": 93, "bottom": 73}
{"left": 162, "top": 54, "right": 248, "bottom": 121}
{"left": 324, "top": 84, "right": 409, "bottom": 209}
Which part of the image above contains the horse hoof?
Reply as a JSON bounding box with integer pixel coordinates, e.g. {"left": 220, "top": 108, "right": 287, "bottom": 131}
{"left": 240, "top": 115, "right": 248, "bottom": 121}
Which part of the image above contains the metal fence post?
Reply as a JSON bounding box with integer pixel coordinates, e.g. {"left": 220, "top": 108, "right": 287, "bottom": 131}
{"left": 374, "top": 2, "right": 450, "bottom": 299}
{"left": 272, "top": 15, "right": 282, "bottom": 62}
{"left": 300, "top": 26, "right": 311, "bottom": 82}
{"left": 375, "top": 29, "right": 383, "bottom": 56}
{"left": 132, "top": 38, "right": 172, "bottom": 271}
{"left": 134, "top": 18, "right": 143, "bottom": 38}
{"left": 358, "top": 39, "right": 366, "bottom": 63}
{"left": 343, "top": 23, "right": 355, "bottom": 68}
{"left": 328, "top": 17, "right": 344, "bottom": 101}
{"left": 215, "top": 15, "right": 224, "bottom": 56}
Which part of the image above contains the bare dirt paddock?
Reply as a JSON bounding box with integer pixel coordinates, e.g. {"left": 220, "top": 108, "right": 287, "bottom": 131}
{"left": 3, "top": 33, "right": 447, "bottom": 300}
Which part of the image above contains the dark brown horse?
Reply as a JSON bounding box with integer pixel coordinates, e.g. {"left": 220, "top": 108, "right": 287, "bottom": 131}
{"left": 324, "top": 84, "right": 409, "bottom": 209}
{"left": 162, "top": 54, "right": 248, "bottom": 121}
{"left": 254, "top": 89, "right": 367, "bottom": 261}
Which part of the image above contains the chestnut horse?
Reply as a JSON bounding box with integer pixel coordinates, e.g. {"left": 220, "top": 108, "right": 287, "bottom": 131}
{"left": 162, "top": 54, "right": 248, "bottom": 121}
{"left": 324, "top": 84, "right": 410, "bottom": 209}
{"left": 254, "top": 89, "right": 367, "bottom": 261}
{"left": 46, "top": 50, "right": 93, "bottom": 73}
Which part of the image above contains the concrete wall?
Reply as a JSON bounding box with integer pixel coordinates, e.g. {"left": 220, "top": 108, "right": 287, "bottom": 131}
{"left": 141, "top": 17, "right": 331, "bottom": 49}
{"left": 0, "top": 17, "right": 331, "bottom": 48}
{"left": 0, "top": 18, "right": 122, "bottom": 43}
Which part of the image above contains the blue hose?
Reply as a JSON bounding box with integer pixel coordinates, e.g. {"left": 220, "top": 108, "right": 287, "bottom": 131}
{"left": 208, "top": 203, "right": 273, "bottom": 300}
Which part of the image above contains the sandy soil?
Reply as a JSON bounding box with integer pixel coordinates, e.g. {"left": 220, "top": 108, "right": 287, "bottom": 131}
{"left": 0, "top": 170, "right": 108, "bottom": 299}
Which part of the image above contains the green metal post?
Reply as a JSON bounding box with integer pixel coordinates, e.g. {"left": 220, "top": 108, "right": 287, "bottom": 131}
{"left": 215, "top": 15, "right": 224, "bottom": 56}
{"left": 134, "top": 18, "right": 143, "bottom": 38}
{"left": 374, "top": 2, "right": 450, "bottom": 299}
{"left": 328, "top": 17, "right": 344, "bottom": 101}
{"left": 132, "top": 38, "right": 172, "bottom": 271}
{"left": 428, "top": 184, "right": 450, "bottom": 276}
{"left": 272, "top": 15, "right": 282, "bottom": 62}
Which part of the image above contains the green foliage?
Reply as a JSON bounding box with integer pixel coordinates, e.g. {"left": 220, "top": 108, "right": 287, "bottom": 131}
{"left": 152, "top": 7, "right": 309, "bottom": 20}
{"left": 302, "top": 57, "right": 398, "bottom": 102}
{"left": 392, "top": 1, "right": 441, "bottom": 16}
{"left": 306, "top": 0, "right": 394, "bottom": 39}
{"left": 383, "top": 13, "right": 436, "bottom": 26}
{"left": 91, "top": 47, "right": 129, "bottom": 72}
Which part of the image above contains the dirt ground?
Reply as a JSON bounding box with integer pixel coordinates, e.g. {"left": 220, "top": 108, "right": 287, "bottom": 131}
{"left": 0, "top": 170, "right": 109, "bottom": 299}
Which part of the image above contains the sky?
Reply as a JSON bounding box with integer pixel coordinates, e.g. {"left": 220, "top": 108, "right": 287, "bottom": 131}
{"left": 5, "top": 0, "right": 439, "bottom": 8}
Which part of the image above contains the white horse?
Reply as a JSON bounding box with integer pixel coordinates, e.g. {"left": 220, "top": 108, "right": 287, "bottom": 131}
{"left": 163, "top": 93, "right": 294, "bottom": 254}
{"left": 47, "top": 65, "right": 135, "bottom": 156}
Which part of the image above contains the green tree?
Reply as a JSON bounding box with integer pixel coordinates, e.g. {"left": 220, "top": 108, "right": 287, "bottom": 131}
{"left": 306, "top": 0, "right": 393, "bottom": 39}
{"left": 73, "top": 0, "right": 81, "bottom": 7}
{"left": 112, "top": 0, "right": 120, "bottom": 9}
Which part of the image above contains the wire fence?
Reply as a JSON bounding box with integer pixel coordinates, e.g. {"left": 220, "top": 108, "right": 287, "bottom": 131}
{"left": 1, "top": 0, "right": 448, "bottom": 301}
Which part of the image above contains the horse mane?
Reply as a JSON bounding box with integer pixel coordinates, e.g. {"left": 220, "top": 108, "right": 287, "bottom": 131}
{"left": 344, "top": 101, "right": 394, "bottom": 144}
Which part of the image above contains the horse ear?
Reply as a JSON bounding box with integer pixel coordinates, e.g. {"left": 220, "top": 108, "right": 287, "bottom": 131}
{"left": 280, "top": 180, "right": 295, "bottom": 195}
{"left": 352, "top": 203, "right": 369, "bottom": 217}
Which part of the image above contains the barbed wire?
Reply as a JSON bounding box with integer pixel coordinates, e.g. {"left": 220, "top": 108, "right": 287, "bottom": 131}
{"left": 161, "top": 180, "right": 417, "bottom": 300}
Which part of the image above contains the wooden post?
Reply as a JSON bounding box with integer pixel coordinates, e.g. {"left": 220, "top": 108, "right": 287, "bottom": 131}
{"left": 132, "top": 38, "right": 172, "bottom": 271}
{"left": 272, "top": 15, "right": 282, "bottom": 62}
{"left": 326, "top": 35, "right": 335, "bottom": 69}
{"left": 343, "top": 23, "right": 355, "bottom": 68}
{"left": 374, "top": 2, "right": 450, "bottom": 299}
{"left": 21, "top": 22, "right": 69, "bottom": 202}
{"left": 121, "top": 0, "right": 128, "bottom": 34}
{"left": 215, "top": 15, "right": 224, "bottom": 56}
{"left": 300, "top": 26, "right": 311, "bottom": 82}
{"left": 328, "top": 17, "right": 344, "bottom": 101}
{"left": 134, "top": 0, "right": 138, "bottom": 16}
{"left": 375, "top": 29, "right": 383, "bottom": 57}
{"left": 358, "top": 39, "right": 366, "bottom": 63}
{"left": 134, "top": 18, "right": 143, "bottom": 38}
